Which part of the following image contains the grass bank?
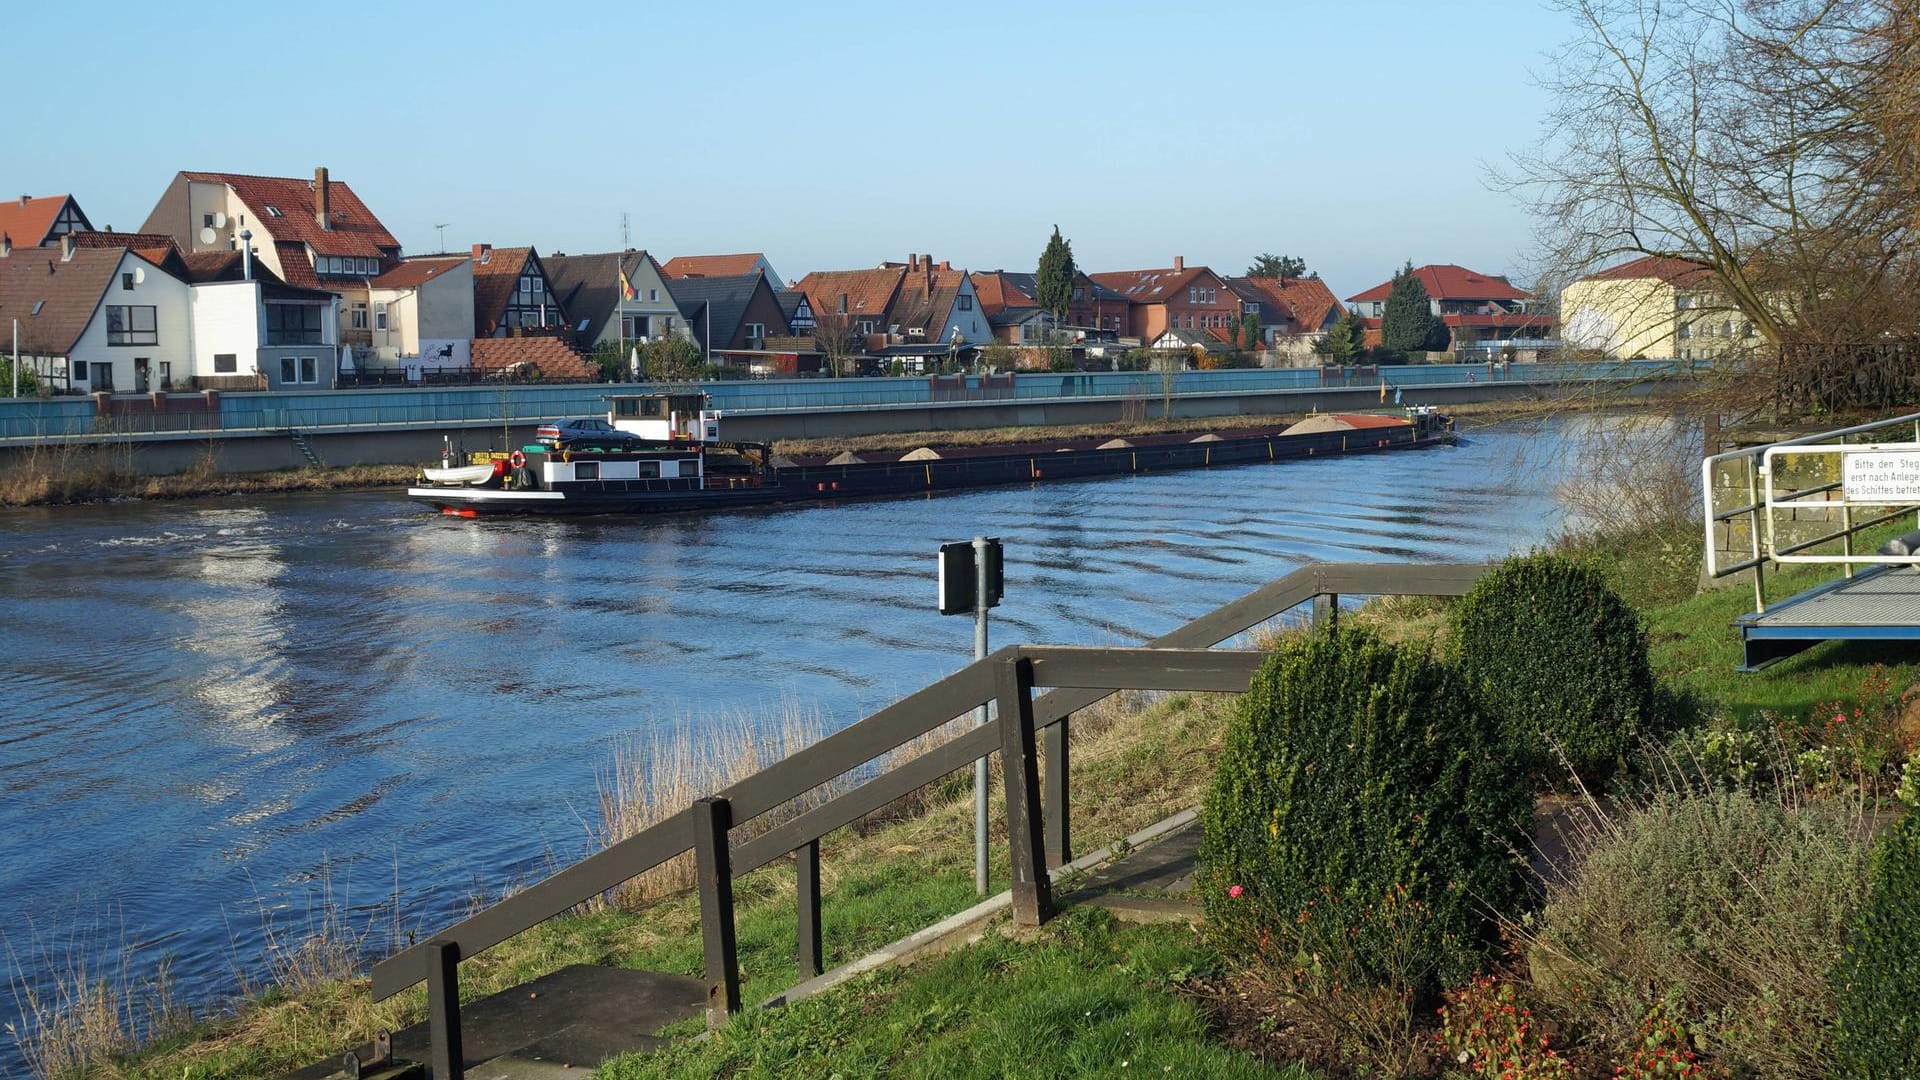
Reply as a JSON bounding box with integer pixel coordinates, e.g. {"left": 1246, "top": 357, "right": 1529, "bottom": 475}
{"left": 81, "top": 691, "right": 1239, "bottom": 1079}
{"left": 0, "top": 459, "right": 419, "bottom": 508}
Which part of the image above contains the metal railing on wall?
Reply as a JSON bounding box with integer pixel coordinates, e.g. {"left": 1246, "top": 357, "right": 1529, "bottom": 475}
{"left": 0, "top": 360, "right": 1689, "bottom": 445}
{"left": 364, "top": 560, "right": 1485, "bottom": 1079}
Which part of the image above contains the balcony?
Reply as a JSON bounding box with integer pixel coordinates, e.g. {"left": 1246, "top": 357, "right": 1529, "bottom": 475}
{"left": 266, "top": 329, "right": 328, "bottom": 346}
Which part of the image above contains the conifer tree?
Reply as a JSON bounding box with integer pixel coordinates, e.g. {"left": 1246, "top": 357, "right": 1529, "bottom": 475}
{"left": 1379, "top": 262, "right": 1448, "bottom": 359}
{"left": 1035, "top": 226, "right": 1077, "bottom": 323}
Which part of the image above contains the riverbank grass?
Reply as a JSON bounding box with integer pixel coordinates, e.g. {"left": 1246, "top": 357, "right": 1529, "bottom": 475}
{"left": 100, "top": 691, "right": 1237, "bottom": 1079}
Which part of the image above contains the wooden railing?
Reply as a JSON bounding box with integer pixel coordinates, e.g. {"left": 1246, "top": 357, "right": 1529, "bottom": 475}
{"left": 366, "top": 560, "right": 1487, "bottom": 1078}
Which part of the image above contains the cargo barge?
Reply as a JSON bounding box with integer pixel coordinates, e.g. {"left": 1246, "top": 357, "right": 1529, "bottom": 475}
{"left": 408, "top": 393, "right": 1454, "bottom": 516}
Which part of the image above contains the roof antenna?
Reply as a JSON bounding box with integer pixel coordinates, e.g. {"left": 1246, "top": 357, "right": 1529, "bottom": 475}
{"left": 434, "top": 223, "right": 450, "bottom": 254}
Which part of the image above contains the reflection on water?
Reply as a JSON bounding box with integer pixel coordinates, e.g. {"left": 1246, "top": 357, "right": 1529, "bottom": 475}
{"left": 0, "top": 418, "right": 1596, "bottom": 1059}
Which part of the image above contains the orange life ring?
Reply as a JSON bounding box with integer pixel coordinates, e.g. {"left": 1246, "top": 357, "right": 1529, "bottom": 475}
{"left": 509, "top": 449, "right": 527, "bottom": 470}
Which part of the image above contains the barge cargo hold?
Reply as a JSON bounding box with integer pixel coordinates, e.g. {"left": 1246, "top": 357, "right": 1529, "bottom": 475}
{"left": 408, "top": 396, "right": 1454, "bottom": 516}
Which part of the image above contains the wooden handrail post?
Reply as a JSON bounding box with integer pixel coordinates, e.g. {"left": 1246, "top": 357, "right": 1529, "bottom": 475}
{"left": 693, "top": 796, "right": 741, "bottom": 1026}
{"left": 996, "top": 656, "right": 1051, "bottom": 925}
{"left": 797, "top": 839, "right": 823, "bottom": 978}
{"left": 1312, "top": 591, "right": 1337, "bottom": 630}
{"left": 1044, "top": 715, "right": 1069, "bottom": 869}
{"left": 426, "top": 939, "right": 463, "bottom": 1080}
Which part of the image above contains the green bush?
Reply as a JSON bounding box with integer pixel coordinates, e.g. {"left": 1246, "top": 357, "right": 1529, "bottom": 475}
{"left": 1831, "top": 810, "right": 1920, "bottom": 1079}
{"left": 1196, "top": 626, "right": 1530, "bottom": 994}
{"left": 1449, "top": 551, "right": 1656, "bottom": 787}
{"left": 1527, "top": 789, "right": 1873, "bottom": 1076}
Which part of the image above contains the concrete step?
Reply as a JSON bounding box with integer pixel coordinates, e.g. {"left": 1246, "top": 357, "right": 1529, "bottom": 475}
{"left": 288, "top": 964, "right": 705, "bottom": 1080}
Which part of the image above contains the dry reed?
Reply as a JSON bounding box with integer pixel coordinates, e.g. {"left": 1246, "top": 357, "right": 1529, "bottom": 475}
{"left": 4, "top": 914, "right": 186, "bottom": 1080}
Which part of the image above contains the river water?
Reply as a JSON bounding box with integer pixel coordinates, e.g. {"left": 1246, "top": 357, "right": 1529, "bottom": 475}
{"left": 0, "top": 418, "right": 1583, "bottom": 1063}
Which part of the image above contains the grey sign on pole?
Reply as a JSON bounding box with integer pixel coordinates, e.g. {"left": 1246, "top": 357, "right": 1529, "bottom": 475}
{"left": 939, "top": 537, "right": 1003, "bottom": 895}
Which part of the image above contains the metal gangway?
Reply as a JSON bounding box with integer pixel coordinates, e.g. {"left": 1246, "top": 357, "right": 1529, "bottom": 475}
{"left": 1702, "top": 411, "right": 1920, "bottom": 669}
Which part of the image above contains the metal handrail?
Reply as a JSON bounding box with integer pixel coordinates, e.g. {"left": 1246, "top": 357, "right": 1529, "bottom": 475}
{"left": 363, "top": 560, "right": 1486, "bottom": 1077}
{"left": 1699, "top": 411, "right": 1920, "bottom": 611}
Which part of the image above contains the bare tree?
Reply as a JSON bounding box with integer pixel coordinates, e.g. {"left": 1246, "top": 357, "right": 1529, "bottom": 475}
{"left": 811, "top": 310, "right": 863, "bottom": 378}
{"left": 1502, "top": 0, "right": 1920, "bottom": 416}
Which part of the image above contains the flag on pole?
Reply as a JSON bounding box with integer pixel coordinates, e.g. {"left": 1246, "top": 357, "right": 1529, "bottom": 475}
{"left": 619, "top": 267, "right": 638, "bottom": 302}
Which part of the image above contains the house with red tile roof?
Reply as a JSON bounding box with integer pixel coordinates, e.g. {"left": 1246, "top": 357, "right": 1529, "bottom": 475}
{"left": 468, "top": 244, "right": 571, "bottom": 338}
{"left": 793, "top": 264, "right": 908, "bottom": 356}
{"left": 793, "top": 256, "right": 991, "bottom": 368}
{"left": 1227, "top": 275, "right": 1342, "bottom": 359}
{"left": 0, "top": 233, "right": 338, "bottom": 393}
{"left": 1345, "top": 263, "right": 1552, "bottom": 351}
{"left": 660, "top": 253, "right": 783, "bottom": 289}
{"left": 883, "top": 256, "right": 990, "bottom": 348}
{"left": 1090, "top": 257, "right": 1239, "bottom": 342}
{"left": 972, "top": 270, "right": 1130, "bottom": 340}
{"left": 367, "top": 256, "right": 475, "bottom": 369}
{"left": 0, "top": 195, "right": 92, "bottom": 249}
{"left": 141, "top": 168, "right": 400, "bottom": 294}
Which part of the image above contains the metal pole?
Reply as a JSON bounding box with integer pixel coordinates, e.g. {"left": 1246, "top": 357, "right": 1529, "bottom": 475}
{"left": 11, "top": 319, "right": 18, "bottom": 398}
{"left": 972, "top": 534, "right": 990, "bottom": 896}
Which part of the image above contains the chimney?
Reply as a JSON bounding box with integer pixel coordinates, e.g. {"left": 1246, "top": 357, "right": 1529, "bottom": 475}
{"left": 908, "top": 252, "right": 918, "bottom": 270}
{"left": 59, "top": 233, "right": 74, "bottom": 261}
{"left": 838, "top": 292, "right": 849, "bottom": 314}
{"left": 240, "top": 229, "right": 253, "bottom": 280}
{"left": 939, "top": 260, "right": 950, "bottom": 271}
{"left": 472, "top": 243, "right": 492, "bottom": 264}
{"left": 314, "top": 167, "right": 331, "bottom": 230}
{"left": 18, "top": 195, "right": 27, "bottom": 207}
{"left": 1, "top": 233, "right": 10, "bottom": 259}
{"left": 1174, "top": 255, "right": 1184, "bottom": 272}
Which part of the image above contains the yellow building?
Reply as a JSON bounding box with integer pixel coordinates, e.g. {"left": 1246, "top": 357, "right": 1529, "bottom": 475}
{"left": 1560, "top": 256, "right": 1758, "bottom": 360}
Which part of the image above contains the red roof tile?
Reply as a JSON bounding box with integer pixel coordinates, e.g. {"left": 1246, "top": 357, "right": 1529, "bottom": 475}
{"left": 661, "top": 253, "right": 767, "bottom": 279}
{"left": 370, "top": 256, "right": 467, "bottom": 289}
{"left": 1228, "top": 276, "right": 1341, "bottom": 333}
{"left": 1346, "top": 264, "right": 1532, "bottom": 304}
{"left": 1088, "top": 265, "right": 1213, "bottom": 302}
{"left": 273, "top": 241, "right": 322, "bottom": 289}
{"left": 793, "top": 267, "right": 905, "bottom": 322}
{"left": 179, "top": 171, "right": 398, "bottom": 260}
{"left": 969, "top": 271, "right": 1037, "bottom": 317}
{"left": 0, "top": 196, "right": 78, "bottom": 248}
{"left": 471, "top": 246, "right": 536, "bottom": 336}
{"left": 1575, "top": 255, "right": 1715, "bottom": 288}
{"left": 469, "top": 336, "right": 595, "bottom": 379}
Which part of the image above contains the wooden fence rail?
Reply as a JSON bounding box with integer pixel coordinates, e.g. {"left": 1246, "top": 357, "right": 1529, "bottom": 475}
{"left": 367, "top": 560, "right": 1487, "bottom": 1075}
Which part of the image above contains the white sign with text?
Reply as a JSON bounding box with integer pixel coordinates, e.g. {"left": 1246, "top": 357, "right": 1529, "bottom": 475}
{"left": 1842, "top": 450, "right": 1920, "bottom": 503}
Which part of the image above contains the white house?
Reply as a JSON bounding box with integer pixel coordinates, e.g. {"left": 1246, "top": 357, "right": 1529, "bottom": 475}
{"left": 0, "top": 235, "right": 339, "bottom": 393}
{"left": 367, "top": 255, "right": 474, "bottom": 368}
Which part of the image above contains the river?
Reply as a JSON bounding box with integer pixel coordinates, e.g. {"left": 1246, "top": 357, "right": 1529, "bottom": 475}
{"left": 0, "top": 417, "right": 1585, "bottom": 1066}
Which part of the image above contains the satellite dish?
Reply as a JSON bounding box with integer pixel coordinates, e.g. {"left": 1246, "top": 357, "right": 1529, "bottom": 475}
{"left": 132, "top": 267, "right": 146, "bottom": 284}
{"left": 212, "top": 212, "right": 227, "bottom": 228}
{"left": 199, "top": 227, "right": 217, "bottom": 246}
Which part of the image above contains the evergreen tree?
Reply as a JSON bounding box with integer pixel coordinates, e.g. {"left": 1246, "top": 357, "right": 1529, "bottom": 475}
{"left": 1035, "top": 226, "right": 1076, "bottom": 322}
{"left": 1315, "top": 307, "right": 1365, "bottom": 362}
{"left": 1379, "top": 261, "right": 1448, "bottom": 359}
{"left": 1241, "top": 313, "right": 1262, "bottom": 351}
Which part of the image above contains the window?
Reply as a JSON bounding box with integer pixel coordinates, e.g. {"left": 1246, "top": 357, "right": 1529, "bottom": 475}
{"left": 649, "top": 289, "right": 658, "bottom": 302}
{"left": 1188, "top": 286, "right": 1197, "bottom": 302}
{"left": 264, "top": 205, "right": 283, "bottom": 217}
{"left": 1743, "top": 321, "right": 1756, "bottom": 338}
{"left": 374, "top": 303, "right": 388, "bottom": 332}
{"left": 214, "top": 353, "right": 237, "bottom": 373}
{"left": 744, "top": 322, "right": 765, "bottom": 340}
{"left": 266, "top": 304, "right": 324, "bottom": 344}
{"left": 121, "top": 272, "right": 135, "bottom": 291}
{"left": 202, "top": 213, "right": 215, "bottom": 228}
{"left": 574, "top": 461, "right": 600, "bottom": 480}
{"left": 1676, "top": 294, "right": 1694, "bottom": 309}
{"left": 1072, "top": 287, "right": 1084, "bottom": 301}
{"left": 958, "top": 295, "right": 972, "bottom": 311}
{"left": 350, "top": 304, "right": 369, "bottom": 330}
{"left": 158, "top": 361, "right": 172, "bottom": 390}
{"left": 1677, "top": 322, "right": 1692, "bottom": 340}
{"left": 105, "top": 305, "right": 158, "bottom": 345}
{"left": 858, "top": 320, "right": 875, "bottom": 334}
{"left": 301, "top": 356, "right": 317, "bottom": 383}
{"left": 279, "top": 357, "right": 320, "bottom": 385}
{"left": 71, "top": 359, "right": 87, "bottom": 382}
{"left": 1244, "top": 302, "right": 1260, "bottom": 315}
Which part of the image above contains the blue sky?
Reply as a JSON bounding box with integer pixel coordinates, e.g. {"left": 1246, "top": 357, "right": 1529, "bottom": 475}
{"left": 8, "top": 0, "right": 1575, "bottom": 299}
